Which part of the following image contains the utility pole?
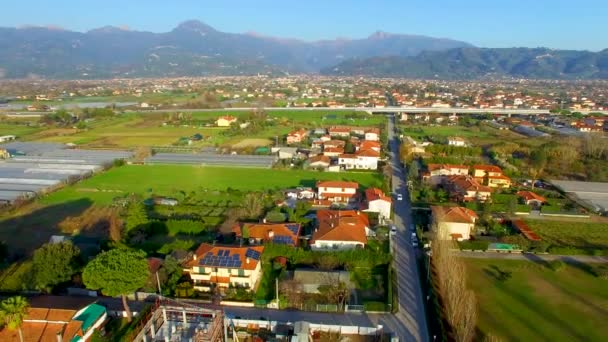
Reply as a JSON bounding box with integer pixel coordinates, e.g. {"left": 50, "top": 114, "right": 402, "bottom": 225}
{"left": 275, "top": 278, "right": 279, "bottom": 306}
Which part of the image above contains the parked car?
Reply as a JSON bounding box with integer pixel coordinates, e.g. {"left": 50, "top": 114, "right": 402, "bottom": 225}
{"left": 390, "top": 225, "right": 397, "bottom": 235}
{"left": 396, "top": 193, "right": 403, "bottom": 201}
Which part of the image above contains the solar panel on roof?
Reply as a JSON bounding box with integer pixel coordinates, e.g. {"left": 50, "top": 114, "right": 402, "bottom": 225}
{"left": 286, "top": 224, "right": 299, "bottom": 236}
{"left": 245, "top": 248, "right": 261, "bottom": 260}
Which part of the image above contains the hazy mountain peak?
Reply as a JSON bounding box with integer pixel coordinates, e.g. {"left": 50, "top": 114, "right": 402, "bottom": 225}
{"left": 88, "top": 25, "right": 131, "bottom": 34}
{"left": 174, "top": 20, "right": 216, "bottom": 33}
{"left": 368, "top": 31, "right": 394, "bottom": 40}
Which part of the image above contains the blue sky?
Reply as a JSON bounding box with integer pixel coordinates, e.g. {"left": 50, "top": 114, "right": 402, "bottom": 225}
{"left": 3, "top": 0, "right": 607, "bottom": 51}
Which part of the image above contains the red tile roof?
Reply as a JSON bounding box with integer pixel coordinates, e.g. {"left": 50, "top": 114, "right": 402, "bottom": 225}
{"left": 357, "top": 149, "right": 380, "bottom": 157}
{"left": 359, "top": 140, "right": 381, "bottom": 150}
{"left": 308, "top": 155, "right": 330, "bottom": 164}
{"left": 431, "top": 206, "right": 478, "bottom": 224}
{"left": 365, "top": 188, "right": 392, "bottom": 203}
{"left": 516, "top": 191, "right": 546, "bottom": 203}
{"left": 236, "top": 222, "right": 301, "bottom": 246}
{"left": 316, "top": 181, "right": 359, "bottom": 189}
{"left": 313, "top": 210, "right": 369, "bottom": 245}
{"left": 188, "top": 244, "right": 264, "bottom": 271}
{"left": 447, "top": 175, "right": 492, "bottom": 193}
{"left": 473, "top": 164, "right": 503, "bottom": 173}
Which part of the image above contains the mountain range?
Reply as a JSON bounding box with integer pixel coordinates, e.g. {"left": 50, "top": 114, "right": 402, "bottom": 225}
{"left": 321, "top": 48, "right": 608, "bottom": 79}
{"left": 0, "top": 20, "right": 605, "bottom": 79}
{"left": 0, "top": 20, "right": 471, "bottom": 78}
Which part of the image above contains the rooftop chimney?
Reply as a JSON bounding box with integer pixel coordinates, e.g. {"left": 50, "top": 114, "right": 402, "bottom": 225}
{"left": 193, "top": 254, "right": 197, "bottom": 260}
{"left": 246, "top": 257, "right": 250, "bottom": 264}
{"left": 56, "top": 332, "right": 62, "bottom": 342}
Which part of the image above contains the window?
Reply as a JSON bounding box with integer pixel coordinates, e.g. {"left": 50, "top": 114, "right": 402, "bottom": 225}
{"left": 238, "top": 269, "right": 245, "bottom": 277}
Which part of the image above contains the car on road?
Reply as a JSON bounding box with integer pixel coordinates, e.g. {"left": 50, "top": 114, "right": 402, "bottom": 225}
{"left": 396, "top": 193, "right": 403, "bottom": 201}
{"left": 390, "top": 225, "right": 397, "bottom": 235}
{"left": 411, "top": 236, "right": 419, "bottom": 247}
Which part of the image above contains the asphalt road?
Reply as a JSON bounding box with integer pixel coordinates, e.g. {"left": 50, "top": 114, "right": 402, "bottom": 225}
{"left": 385, "top": 114, "right": 429, "bottom": 341}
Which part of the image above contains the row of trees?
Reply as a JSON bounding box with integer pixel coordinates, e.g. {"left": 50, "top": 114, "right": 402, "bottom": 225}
{"left": 431, "top": 238, "right": 477, "bottom": 342}
{"left": 25, "top": 240, "right": 151, "bottom": 323}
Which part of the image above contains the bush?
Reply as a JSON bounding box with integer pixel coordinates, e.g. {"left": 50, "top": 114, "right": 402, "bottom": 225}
{"left": 363, "top": 301, "right": 389, "bottom": 312}
{"left": 458, "top": 240, "right": 489, "bottom": 251}
{"left": 548, "top": 260, "right": 565, "bottom": 272}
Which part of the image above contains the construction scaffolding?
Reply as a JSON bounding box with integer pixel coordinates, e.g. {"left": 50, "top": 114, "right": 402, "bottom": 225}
{"left": 132, "top": 299, "right": 224, "bottom": 342}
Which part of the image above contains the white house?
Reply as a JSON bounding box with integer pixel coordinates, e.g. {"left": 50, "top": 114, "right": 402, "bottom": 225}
{"left": 431, "top": 205, "right": 478, "bottom": 241}
{"left": 364, "top": 128, "right": 380, "bottom": 141}
{"left": 363, "top": 188, "right": 392, "bottom": 221}
{"left": 185, "top": 244, "right": 264, "bottom": 292}
{"left": 316, "top": 181, "right": 359, "bottom": 204}
{"left": 447, "top": 136, "right": 466, "bottom": 146}
{"left": 423, "top": 163, "right": 469, "bottom": 185}
{"left": 338, "top": 149, "right": 379, "bottom": 170}
{"left": 216, "top": 115, "right": 238, "bottom": 127}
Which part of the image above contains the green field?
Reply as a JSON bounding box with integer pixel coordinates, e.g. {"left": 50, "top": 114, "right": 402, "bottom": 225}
{"left": 37, "top": 115, "right": 228, "bottom": 147}
{"left": 524, "top": 220, "right": 608, "bottom": 254}
{"left": 0, "top": 123, "right": 42, "bottom": 137}
{"left": 466, "top": 259, "right": 608, "bottom": 341}
{"left": 41, "top": 165, "right": 384, "bottom": 205}
{"left": 25, "top": 110, "right": 385, "bottom": 148}
{"left": 401, "top": 123, "right": 524, "bottom": 146}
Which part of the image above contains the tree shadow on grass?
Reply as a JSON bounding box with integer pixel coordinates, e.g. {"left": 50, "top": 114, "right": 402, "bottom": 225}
{"left": 0, "top": 199, "right": 93, "bottom": 259}
{"left": 483, "top": 265, "right": 512, "bottom": 282}
{"left": 522, "top": 253, "right": 552, "bottom": 269}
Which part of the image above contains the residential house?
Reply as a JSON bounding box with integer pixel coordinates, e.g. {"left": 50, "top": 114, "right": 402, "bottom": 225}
{"left": 313, "top": 128, "right": 328, "bottom": 135}
{"left": 285, "top": 187, "right": 316, "bottom": 200}
{"left": 307, "top": 155, "right": 331, "bottom": 169}
{"left": 0, "top": 135, "right": 16, "bottom": 143}
{"left": 445, "top": 175, "right": 492, "bottom": 202}
{"left": 338, "top": 149, "right": 380, "bottom": 170}
{"left": 323, "top": 147, "right": 344, "bottom": 158}
{"left": 185, "top": 244, "right": 264, "bottom": 291}
{"left": 216, "top": 115, "right": 238, "bottom": 127}
{"left": 0, "top": 296, "right": 107, "bottom": 342}
{"left": 362, "top": 188, "right": 392, "bottom": 221}
{"left": 328, "top": 126, "right": 351, "bottom": 137}
{"left": 286, "top": 129, "right": 309, "bottom": 145}
{"left": 431, "top": 205, "right": 478, "bottom": 240}
{"left": 234, "top": 222, "right": 301, "bottom": 246}
{"left": 311, "top": 210, "right": 369, "bottom": 250}
{"left": 422, "top": 164, "right": 469, "bottom": 185}
{"left": 447, "top": 136, "right": 466, "bottom": 146}
{"left": 517, "top": 191, "right": 546, "bottom": 207}
{"left": 311, "top": 138, "right": 324, "bottom": 149}
{"left": 473, "top": 165, "right": 511, "bottom": 188}
{"left": 364, "top": 128, "right": 380, "bottom": 141}
{"left": 316, "top": 181, "right": 359, "bottom": 205}
{"left": 357, "top": 140, "right": 381, "bottom": 153}
{"left": 324, "top": 140, "right": 346, "bottom": 149}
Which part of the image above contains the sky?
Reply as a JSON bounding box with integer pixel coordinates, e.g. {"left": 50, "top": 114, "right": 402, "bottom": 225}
{"left": 2, "top": 0, "right": 607, "bottom": 51}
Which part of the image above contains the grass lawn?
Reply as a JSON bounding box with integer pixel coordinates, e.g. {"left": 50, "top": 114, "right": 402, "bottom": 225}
{"left": 41, "top": 165, "right": 384, "bottom": 205}
{"left": 524, "top": 220, "right": 608, "bottom": 253}
{"left": 0, "top": 123, "right": 42, "bottom": 138}
{"left": 466, "top": 259, "right": 608, "bottom": 341}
